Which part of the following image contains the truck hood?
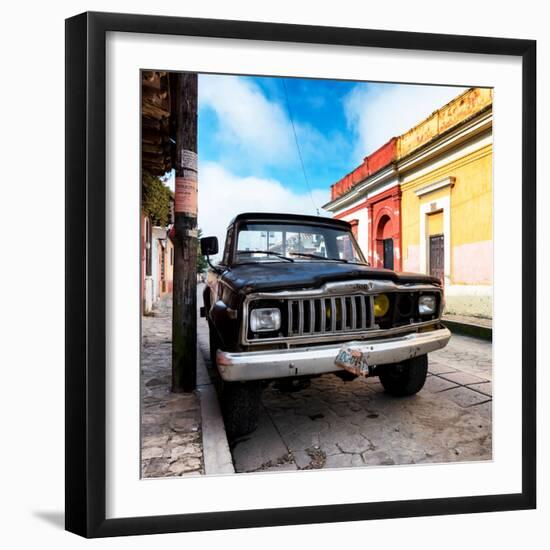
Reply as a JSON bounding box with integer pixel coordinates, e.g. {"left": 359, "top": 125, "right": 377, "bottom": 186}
{"left": 221, "top": 262, "right": 441, "bottom": 294}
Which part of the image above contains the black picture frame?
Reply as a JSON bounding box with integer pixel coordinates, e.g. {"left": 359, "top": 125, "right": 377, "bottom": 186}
{"left": 65, "top": 11, "right": 536, "bottom": 538}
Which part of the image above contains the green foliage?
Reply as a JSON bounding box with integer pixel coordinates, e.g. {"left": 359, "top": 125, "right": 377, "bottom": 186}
{"left": 142, "top": 172, "right": 173, "bottom": 226}
{"left": 197, "top": 228, "right": 208, "bottom": 273}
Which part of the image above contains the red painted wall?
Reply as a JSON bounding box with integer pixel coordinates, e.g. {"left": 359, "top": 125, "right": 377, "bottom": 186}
{"left": 330, "top": 138, "right": 397, "bottom": 201}
{"left": 368, "top": 138, "right": 397, "bottom": 175}
{"left": 367, "top": 186, "right": 402, "bottom": 271}
{"left": 329, "top": 138, "right": 401, "bottom": 270}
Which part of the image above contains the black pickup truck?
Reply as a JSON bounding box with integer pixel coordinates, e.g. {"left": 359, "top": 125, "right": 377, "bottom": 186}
{"left": 201, "top": 212, "right": 450, "bottom": 438}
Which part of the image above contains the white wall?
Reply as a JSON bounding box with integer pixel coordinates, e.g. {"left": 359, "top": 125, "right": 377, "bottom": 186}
{"left": 1, "top": 1, "right": 547, "bottom": 549}
{"left": 445, "top": 285, "right": 493, "bottom": 318}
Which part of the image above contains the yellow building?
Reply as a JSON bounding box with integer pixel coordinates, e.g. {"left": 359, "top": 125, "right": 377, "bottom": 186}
{"left": 399, "top": 88, "right": 493, "bottom": 319}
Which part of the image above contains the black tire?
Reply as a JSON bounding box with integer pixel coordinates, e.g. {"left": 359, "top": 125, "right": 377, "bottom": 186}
{"left": 207, "top": 323, "right": 261, "bottom": 438}
{"left": 221, "top": 381, "right": 262, "bottom": 439}
{"left": 378, "top": 354, "right": 428, "bottom": 396}
{"left": 273, "top": 378, "right": 311, "bottom": 393}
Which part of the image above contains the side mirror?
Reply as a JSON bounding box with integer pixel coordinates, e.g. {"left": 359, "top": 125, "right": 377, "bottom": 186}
{"left": 200, "top": 236, "right": 219, "bottom": 256}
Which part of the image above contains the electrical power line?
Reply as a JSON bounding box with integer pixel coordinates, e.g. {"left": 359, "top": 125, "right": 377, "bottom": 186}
{"left": 281, "top": 78, "right": 320, "bottom": 216}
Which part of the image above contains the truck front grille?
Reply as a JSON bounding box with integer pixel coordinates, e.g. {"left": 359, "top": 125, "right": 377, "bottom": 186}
{"left": 287, "top": 295, "right": 373, "bottom": 337}
{"left": 245, "top": 290, "right": 441, "bottom": 343}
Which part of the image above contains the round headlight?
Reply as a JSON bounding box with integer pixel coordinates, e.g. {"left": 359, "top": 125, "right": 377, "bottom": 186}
{"left": 373, "top": 294, "right": 390, "bottom": 317}
{"left": 418, "top": 294, "right": 437, "bottom": 315}
{"left": 250, "top": 308, "right": 281, "bottom": 332}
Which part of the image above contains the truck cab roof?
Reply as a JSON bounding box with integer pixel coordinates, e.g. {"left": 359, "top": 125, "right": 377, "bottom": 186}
{"left": 228, "top": 212, "right": 351, "bottom": 230}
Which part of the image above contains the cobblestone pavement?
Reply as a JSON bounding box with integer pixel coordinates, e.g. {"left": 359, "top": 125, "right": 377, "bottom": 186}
{"left": 196, "top": 286, "right": 492, "bottom": 473}
{"left": 141, "top": 296, "right": 204, "bottom": 478}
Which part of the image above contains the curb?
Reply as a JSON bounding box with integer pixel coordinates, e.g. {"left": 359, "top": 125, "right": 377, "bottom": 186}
{"left": 196, "top": 346, "right": 235, "bottom": 475}
{"left": 442, "top": 319, "right": 492, "bottom": 341}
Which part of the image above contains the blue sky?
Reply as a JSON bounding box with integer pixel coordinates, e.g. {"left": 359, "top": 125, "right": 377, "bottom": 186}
{"left": 199, "top": 76, "right": 358, "bottom": 198}
{"left": 190, "top": 73, "right": 466, "bottom": 254}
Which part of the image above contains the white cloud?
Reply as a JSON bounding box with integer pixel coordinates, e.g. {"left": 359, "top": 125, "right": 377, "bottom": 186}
{"left": 199, "top": 75, "right": 295, "bottom": 165}
{"left": 198, "top": 74, "right": 351, "bottom": 186}
{"left": 344, "top": 83, "right": 468, "bottom": 162}
{"left": 197, "top": 162, "right": 330, "bottom": 259}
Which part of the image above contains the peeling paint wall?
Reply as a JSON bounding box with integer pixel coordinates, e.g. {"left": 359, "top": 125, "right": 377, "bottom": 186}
{"left": 438, "top": 88, "right": 493, "bottom": 134}
{"left": 398, "top": 113, "right": 439, "bottom": 160}
{"left": 397, "top": 88, "right": 493, "bottom": 160}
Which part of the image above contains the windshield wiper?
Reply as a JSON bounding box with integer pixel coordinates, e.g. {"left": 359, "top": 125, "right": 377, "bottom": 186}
{"left": 289, "top": 252, "right": 349, "bottom": 263}
{"left": 237, "top": 250, "right": 294, "bottom": 262}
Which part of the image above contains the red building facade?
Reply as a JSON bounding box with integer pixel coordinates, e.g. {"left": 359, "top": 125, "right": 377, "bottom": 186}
{"left": 330, "top": 138, "right": 397, "bottom": 201}
{"left": 327, "top": 138, "right": 402, "bottom": 271}
{"left": 367, "top": 186, "right": 402, "bottom": 271}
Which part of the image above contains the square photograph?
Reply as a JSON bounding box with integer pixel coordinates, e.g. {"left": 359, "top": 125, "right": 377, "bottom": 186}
{"left": 140, "top": 71, "right": 493, "bottom": 478}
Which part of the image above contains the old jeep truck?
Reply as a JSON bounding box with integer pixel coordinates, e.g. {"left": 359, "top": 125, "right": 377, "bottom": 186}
{"left": 200, "top": 212, "right": 451, "bottom": 438}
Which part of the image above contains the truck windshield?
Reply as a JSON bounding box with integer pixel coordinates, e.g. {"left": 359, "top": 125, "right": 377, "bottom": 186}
{"left": 234, "top": 222, "right": 367, "bottom": 264}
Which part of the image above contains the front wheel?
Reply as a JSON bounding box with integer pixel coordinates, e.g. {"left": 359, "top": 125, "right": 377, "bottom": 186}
{"left": 378, "top": 354, "right": 428, "bottom": 396}
{"left": 221, "top": 381, "right": 262, "bottom": 439}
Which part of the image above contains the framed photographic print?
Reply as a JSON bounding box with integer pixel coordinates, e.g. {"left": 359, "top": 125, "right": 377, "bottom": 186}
{"left": 65, "top": 11, "right": 536, "bottom": 538}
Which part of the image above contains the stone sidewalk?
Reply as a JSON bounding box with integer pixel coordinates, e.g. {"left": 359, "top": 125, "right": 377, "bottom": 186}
{"left": 141, "top": 297, "right": 204, "bottom": 478}
{"left": 442, "top": 313, "right": 492, "bottom": 341}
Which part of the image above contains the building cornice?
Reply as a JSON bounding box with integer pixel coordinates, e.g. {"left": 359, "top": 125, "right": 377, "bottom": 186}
{"left": 325, "top": 107, "right": 492, "bottom": 214}
{"left": 323, "top": 165, "right": 397, "bottom": 212}
{"left": 414, "top": 176, "right": 456, "bottom": 197}
{"left": 398, "top": 108, "right": 492, "bottom": 176}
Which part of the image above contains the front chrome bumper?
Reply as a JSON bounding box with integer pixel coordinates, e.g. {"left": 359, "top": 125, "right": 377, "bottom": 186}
{"left": 216, "top": 326, "right": 451, "bottom": 382}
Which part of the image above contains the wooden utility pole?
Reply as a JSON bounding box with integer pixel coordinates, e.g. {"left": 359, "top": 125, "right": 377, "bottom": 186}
{"left": 171, "top": 72, "right": 198, "bottom": 393}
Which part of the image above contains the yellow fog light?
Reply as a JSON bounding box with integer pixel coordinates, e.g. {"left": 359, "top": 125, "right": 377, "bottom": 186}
{"left": 374, "top": 294, "right": 390, "bottom": 317}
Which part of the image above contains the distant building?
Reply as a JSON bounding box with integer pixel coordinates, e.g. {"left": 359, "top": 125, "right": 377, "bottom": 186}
{"left": 324, "top": 88, "right": 493, "bottom": 319}
{"left": 141, "top": 212, "right": 154, "bottom": 314}
{"left": 140, "top": 70, "right": 176, "bottom": 315}
{"left": 327, "top": 138, "right": 401, "bottom": 270}
{"left": 152, "top": 226, "right": 174, "bottom": 299}
{"left": 142, "top": 212, "right": 174, "bottom": 314}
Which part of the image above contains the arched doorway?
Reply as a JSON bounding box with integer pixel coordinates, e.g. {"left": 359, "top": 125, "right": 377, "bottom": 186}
{"left": 375, "top": 213, "right": 394, "bottom": 269}
{"left": 366, "top": 186, "right": 402, "bottom": 271}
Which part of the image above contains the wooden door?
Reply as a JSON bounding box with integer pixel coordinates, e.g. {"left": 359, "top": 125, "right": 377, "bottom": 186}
{"left": 383, "top": 238, "right": 394, "bottom": 270}
{"left": 429, "top": 234, "right": 444, "bottom": 283}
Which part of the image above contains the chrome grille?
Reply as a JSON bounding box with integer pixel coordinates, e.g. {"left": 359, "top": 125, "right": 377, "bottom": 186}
{"left": 287, "top": 294, "right": 374, "bottom": 337}
{"left": 242, "top": 280, "right": 443, "bottom": 345}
